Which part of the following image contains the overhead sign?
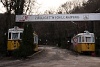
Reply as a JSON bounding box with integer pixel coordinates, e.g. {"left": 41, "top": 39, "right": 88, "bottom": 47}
{"left": 16, "top": 13, "right": 100, "bottom": 22}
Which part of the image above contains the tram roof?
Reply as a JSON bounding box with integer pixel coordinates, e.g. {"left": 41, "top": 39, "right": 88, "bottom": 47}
{"left": 8, "top": 26, "right": 24, "bottom": 31}
{"left": 77, "top": 33, "right": 94, "bottom": 36}
{"left": 73, "top": 31, "right": 94, "bottom": 38}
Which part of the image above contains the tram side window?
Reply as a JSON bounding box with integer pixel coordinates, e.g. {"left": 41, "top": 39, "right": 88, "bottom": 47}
{"left": 82, "top": 37, "right": 84, "bottom": 42}
{"left": 9, "top": 32, "right": 11, "bottom": 39}
{"left": 92, "top": 37, "right": 95, "bottom": 42}
{"left": 34, "top": 36, "right": 37, "bottom": 43}
{"left": 34, "top": 36, "right": 38, "bottom": 44}
{"left": 12, "top": 33, "right": 18, "bottom": 39}
{"left": 20, "top": 33, "right": 23, "bottom": 39}
{"left": 79, "top": 37, "right": 81, "bottom": 42}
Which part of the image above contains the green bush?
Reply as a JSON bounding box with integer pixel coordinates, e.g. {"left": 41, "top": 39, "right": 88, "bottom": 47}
{"left": 12, "top": 23, "right": 35, "bottom": 58}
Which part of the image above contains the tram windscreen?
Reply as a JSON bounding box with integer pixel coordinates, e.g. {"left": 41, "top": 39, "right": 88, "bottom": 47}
{"left": 12, "top": 33, "right": 18, "bottom": 39}
{"left": 86, "top": 37, "right": 91, "bottom": 42}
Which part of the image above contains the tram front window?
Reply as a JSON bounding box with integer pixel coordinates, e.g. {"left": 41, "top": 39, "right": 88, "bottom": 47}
{"left": 12, "top": 33, "right": 18, "bottom": 39}
{"left": 86, "top": 37, "right": 91, "bottom": 42}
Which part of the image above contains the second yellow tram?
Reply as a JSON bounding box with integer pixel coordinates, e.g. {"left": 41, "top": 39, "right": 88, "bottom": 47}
{"left": 71, "top": 31, "right": 95, "bottom": 54}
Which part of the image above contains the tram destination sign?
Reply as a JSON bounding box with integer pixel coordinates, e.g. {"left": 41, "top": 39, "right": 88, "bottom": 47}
{"left": 16, "top": 13, "right": 100, "bottom": 22}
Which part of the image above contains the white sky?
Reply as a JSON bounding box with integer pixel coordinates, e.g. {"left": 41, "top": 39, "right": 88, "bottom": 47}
{"left": 36, "top": 0, "right": 72, "bottom": 10}
{"left": 34, "top": 0, "right": 73, "bottom": 14}
{"left": 0, "top": 0, "right": 87, "bottom": 14}
{"left": 0, "top": 2, "right": 6, "bottom": 13}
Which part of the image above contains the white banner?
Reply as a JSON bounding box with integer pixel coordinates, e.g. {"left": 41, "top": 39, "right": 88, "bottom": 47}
{"left": 16, "top": 13, "right": 100, "bottom": 22}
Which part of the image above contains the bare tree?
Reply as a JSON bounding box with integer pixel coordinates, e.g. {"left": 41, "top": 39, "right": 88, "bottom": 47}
{"left": 0, "top": 0, "right": 35, "bottom": 55}
{"left": 0, "top": 0, "right": 13, "bottom": 55}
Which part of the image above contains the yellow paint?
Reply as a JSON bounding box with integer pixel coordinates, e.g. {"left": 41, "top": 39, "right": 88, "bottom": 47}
{"left": 76, "top": 44, "right": 82, "bottom": 53}
{"left": 81, "top": 43, "right": 95, "bottom": 51}
{"left": 7, "top": 40, "right": 20, "bottom": 51}
{"left": 74, "top": 43, "right": 95, "bottom": 53}
{"left": 7, "top": 40, "right": 38, "bottom": 52}
{"left": 34, "top": 44, "right": 38, "bottom": 51}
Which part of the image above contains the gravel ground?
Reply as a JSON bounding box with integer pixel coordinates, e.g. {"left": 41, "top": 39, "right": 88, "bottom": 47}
{"left": 0, "top": 45, "right": 100, "bottom": 67}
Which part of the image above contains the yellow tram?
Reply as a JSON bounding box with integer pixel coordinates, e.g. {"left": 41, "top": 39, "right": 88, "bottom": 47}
{"left": 7, "top": 26, "right": 38, "bottom": 52}
{"left": 71, "top": 31, "right": 95, "bottom": 54}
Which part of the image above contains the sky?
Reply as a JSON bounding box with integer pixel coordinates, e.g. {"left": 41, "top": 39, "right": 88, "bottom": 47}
{"left": 32, "top": 0, "right": 87, "bottom": 14}
{"left": 36, "top": 0, "right": 72, "bottom": 12}
{"left": 0, "top": 0, "right": 87, "bottom": 14}
{"left": 0, "top": 2, "right": 6, "bottom": 13}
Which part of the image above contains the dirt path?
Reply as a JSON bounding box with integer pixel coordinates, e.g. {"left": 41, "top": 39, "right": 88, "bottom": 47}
{"left": 0, "top": 45, "right": 100, "bottom": 67}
